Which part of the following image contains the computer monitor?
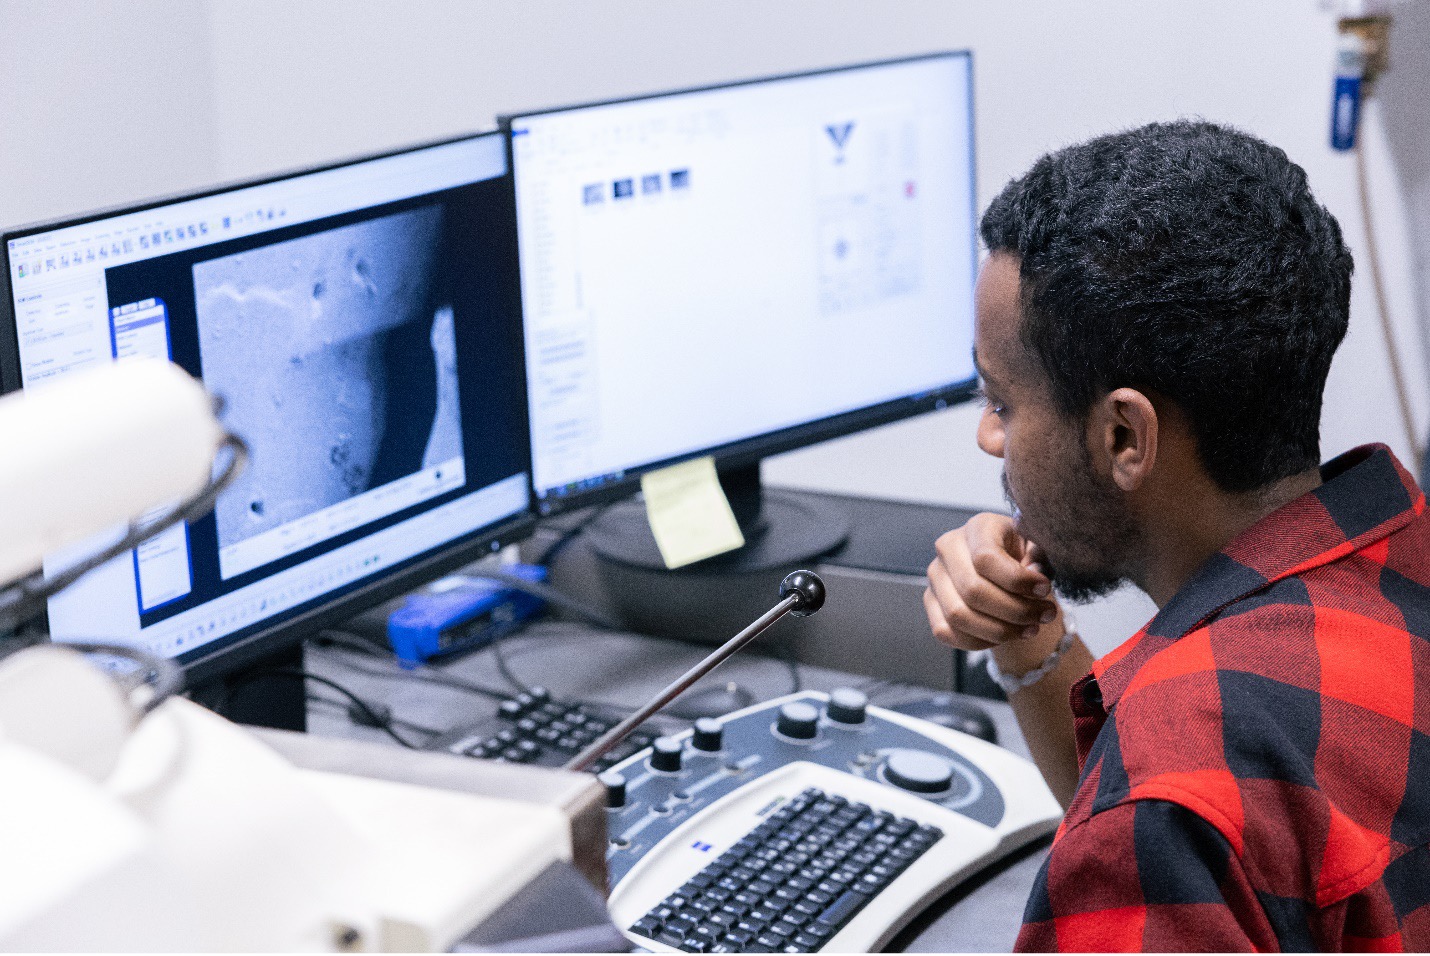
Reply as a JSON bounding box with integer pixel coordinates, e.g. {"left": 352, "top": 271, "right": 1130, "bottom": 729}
{"left": 506, "top": 53, "right": 977, "bottom": 568}
{"left": 0, "top": 131, "right": 533, "bottom": 686}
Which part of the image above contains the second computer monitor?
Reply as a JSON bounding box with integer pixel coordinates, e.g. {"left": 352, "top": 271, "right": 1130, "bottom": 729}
{"left": 1, "top": 131, "right": 533, "bottom": 683}
{"left": 508, "top": 53, "right": 978, "bottom": 525}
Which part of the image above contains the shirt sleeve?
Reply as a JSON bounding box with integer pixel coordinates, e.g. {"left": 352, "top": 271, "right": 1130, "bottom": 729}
{"left": 1015, "top": 799, "right": 1271, "bottom": 952}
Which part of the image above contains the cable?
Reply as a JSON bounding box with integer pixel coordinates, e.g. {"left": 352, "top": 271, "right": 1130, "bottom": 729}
{"left": 305, "top": 693, "right": 445, "bottom": 738}
{"left": 226, "top": 666, "right": 421, "bottom": 749}
{"left": 0, "top": 431, "right": 250, "bottom": 633}
{"left": 473, "top": 567, "right": 621, "bottom": 631}
{"left": 489, "top": 631, "right": 534, "bottom": 696}
{"left": 0, "top": 637, "right": 185, "bottom": 714}
{"left": 534, "top": 502, "right": 615, "bottom": 566}
{"left": 776, "top": 639, "right": 803, "bottom": 695}
{"left": 310, "top": 632, "right": 515, "bottom": 702}
{"left": 1354, "top": 137, "right": 1425, "bottom": 474}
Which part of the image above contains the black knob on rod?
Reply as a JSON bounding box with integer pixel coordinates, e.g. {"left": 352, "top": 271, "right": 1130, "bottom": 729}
{"left": 780, "top": 570, "right": 826, "bottom": 617}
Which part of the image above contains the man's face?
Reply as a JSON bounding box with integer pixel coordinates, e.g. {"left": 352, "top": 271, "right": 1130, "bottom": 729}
{"left": 972, "top": 253, "right": 1138, "bottom": 602}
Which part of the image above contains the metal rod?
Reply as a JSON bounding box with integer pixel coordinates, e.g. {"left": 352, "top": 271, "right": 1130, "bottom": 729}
{"left": 565, "top": 594, "right": 800, "bottom": 772}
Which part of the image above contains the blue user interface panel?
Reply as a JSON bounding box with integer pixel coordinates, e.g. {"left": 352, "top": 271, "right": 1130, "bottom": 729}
{"left": 4, "top": 133, "right": 531, "bottom": 666}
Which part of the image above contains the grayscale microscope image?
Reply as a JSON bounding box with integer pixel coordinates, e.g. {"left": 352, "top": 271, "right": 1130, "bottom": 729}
{"left": 195, "top": 205, "right": 464, "bottom": 555}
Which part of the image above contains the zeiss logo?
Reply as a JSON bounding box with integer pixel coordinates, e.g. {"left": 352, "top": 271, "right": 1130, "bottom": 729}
{"left": 691, "top": 841, "right": 713, "bottom": 853}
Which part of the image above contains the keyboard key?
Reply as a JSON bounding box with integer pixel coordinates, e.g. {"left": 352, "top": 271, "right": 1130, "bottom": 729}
{"left": 816, "top": 888, "right": 869, "bottom": 927}
{"left": 794, "top": 932, "right": 822, "bottom": 949}
{"left": 769, "top": 919, "right": 798, "bottom": 938}
{"left": 691, "top": 924, "right": 721, "bottom": 944}
{"left": 755, "top": 934, "right": 784, "bottom": 949}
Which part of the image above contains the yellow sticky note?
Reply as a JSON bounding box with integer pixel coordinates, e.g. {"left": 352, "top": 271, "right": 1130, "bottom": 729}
{"left": 641, "top": 456, "right": 746, "bottom": 569}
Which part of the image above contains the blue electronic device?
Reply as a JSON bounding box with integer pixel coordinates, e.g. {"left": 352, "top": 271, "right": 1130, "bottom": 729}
{"left": 387, "top": 564, "right": 547, "bottom": 666}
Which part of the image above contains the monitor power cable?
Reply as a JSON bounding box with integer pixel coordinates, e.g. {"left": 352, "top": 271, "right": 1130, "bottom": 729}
{"left": 533, "top": 502, "right": 617, "bottom": 567}
{"left": 220, "top": 666, "right": 422, "bottom": 750}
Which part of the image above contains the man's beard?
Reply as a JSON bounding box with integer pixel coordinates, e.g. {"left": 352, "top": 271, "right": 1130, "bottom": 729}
{"left": 1002, "top": 471, "right": 1133, "bottom": 605}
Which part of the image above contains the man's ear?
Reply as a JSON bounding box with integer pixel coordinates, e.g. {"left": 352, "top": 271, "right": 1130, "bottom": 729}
{"left": 1088, "top": 387, "right": 1158, "bottom": 492}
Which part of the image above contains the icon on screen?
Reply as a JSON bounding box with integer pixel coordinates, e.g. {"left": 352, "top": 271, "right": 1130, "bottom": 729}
{"left": 612, "top": 178, "right": 634, "bottom": 200}
{"left": 670, "top": 168, "right": 691, "bottom": 190}
{"left": 582, "top": 183, "right": 604, "bottom": 205}
{"left": 825, "top": 121, "right": 855, "bottom": 164}
{"left": 16, "top": 264, "right": 25, "bottom": 278}
{"left": 641, "top": 173, "right": 662, "bottom": 195}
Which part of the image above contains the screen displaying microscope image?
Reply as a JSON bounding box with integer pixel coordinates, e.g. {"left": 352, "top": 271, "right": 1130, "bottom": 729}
{"left": 3, "top": 132, "right": 531, "bottom": 666}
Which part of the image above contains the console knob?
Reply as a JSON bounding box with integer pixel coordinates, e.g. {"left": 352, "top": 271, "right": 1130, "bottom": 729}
{"left": 599, "top": 770, "right": 627, "bottom": 808}
{"left": 776, "top": 701, "right": 820, "bottom": 740}
{"left": 650, "top": 736, "right": 684, "bottom": 772}
{"left": 826, "top": 688, "right": 868, "bottom": 725}
{"left": 884, "top": 750, "right": 954, "bottom": 794}
{"left": 692, "top": 718, "right": 724, "bottom": 752}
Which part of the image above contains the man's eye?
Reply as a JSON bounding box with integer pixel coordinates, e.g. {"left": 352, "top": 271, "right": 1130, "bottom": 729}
{"left": 974, "top": 385, "right": 1006, "bottom": 415}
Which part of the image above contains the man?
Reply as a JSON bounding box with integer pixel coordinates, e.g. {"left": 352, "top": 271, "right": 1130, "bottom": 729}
{"left": 925, "top": 120, "right": 1430, "bottom": 951}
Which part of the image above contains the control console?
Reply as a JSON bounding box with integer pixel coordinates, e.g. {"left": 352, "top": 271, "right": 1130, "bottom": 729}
{"left": 600, "top": 690, "right": 1061, "bottom": 952}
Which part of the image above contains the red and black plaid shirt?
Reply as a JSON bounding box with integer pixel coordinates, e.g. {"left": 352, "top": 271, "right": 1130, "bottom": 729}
{"left": 1016, "top": 444, "right": 1430, "bottom": 952}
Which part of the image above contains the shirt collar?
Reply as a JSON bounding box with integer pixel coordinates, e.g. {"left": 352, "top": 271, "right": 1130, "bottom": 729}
{"left": 1090, "top": 443, "right": 1424, "bottom": 709}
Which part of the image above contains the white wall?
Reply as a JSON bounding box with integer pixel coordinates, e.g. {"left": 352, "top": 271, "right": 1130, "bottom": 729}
{"left": 3, "top": 0, "right": 1427, "bottom": 654}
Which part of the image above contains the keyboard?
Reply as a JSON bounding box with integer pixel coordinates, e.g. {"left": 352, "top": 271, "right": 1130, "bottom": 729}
{"left": 425, "top": 686, "right": 659, "bottom": 772}
{"left": 601, "top": 690, "right": 1062, "bottom": 952}
{"left": 629, "top": 786, "right": 943, "bottom": 952}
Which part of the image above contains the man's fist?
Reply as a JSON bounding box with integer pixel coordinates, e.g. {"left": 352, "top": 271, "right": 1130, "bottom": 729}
{"left": 924, "top": 513, "right": 1061, "bottom": 658}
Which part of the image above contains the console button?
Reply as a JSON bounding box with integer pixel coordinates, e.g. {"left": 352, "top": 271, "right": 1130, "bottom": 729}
{"left": 776, "top": 702, "right": 820, "bottom": 740}
{"left": 883, "top": 750, "right": 954, "bottom": 794}
{"left": 599, "top": 770, "right": 627, "bottom": 808}
{"left": 693, "top": 718, "right": 725, "bottom": 752}
{"left": 826, "top": 688, "right": 867, "bottom": 725}
{"left": 651, "top": 736, "right": 684, "bottom": 772}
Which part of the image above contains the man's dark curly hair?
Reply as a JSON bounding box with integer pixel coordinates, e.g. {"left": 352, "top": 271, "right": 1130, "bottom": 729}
{"left": 980, "top": 120, "right": 1353, "bottom": 492}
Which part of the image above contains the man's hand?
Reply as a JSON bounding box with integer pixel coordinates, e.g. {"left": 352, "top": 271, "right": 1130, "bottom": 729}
{"left": 923, "top": 513, "right": 1063, "bottom": 673}
{"left": 925, "top": 513, "right": 1090, "bottom": 807}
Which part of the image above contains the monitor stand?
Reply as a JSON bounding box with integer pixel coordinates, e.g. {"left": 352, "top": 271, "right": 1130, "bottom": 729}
{"left": 584, "top": 463, "right": 850, "bottom": 573}
{"left": 187, "top": 642, "right": 307, "bottom": 733}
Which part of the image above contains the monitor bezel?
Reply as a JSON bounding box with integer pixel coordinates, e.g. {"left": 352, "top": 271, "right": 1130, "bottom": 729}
{"left": 0, "top": 129, "right": 538, "bottom": 685}
{"left": 500, "top": 51, "right": 979, "bottom": 516}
